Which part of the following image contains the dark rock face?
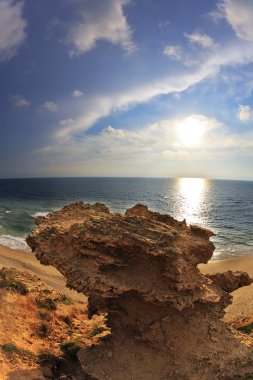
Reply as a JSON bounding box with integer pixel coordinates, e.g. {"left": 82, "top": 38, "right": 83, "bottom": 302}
{"left": 27, "top": 203, "right": 253, "bottom": 380}
{"left": 207, "top": 271, "right": 252, "bottom": 293}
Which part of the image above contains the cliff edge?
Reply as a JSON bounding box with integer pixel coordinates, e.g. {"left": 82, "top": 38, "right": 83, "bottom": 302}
{"left": 27, "top": 202, "right": 253, "bottom": 380}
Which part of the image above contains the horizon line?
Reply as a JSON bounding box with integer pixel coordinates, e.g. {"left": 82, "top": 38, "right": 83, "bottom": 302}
{"left": 0, "top": 176, "right": 253, "bottom": 182}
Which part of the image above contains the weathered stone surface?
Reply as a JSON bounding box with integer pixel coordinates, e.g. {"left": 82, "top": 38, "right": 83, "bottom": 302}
{"left": 27, "top": 203, "right": 253, "bottom": 380}
{"left": 207, "top": 270, "right": 252, "bottom": 293}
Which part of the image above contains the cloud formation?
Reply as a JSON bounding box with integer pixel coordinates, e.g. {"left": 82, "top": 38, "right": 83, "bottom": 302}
{"left": 71, "top": 89, "right": 83, "bottom": 98}
{"left": 219, "top": 0, "right": 253, "bottom": 41}
{"left": 184, "top": 31, "right": 216, "bottom": 48}
{"left": 40, "top": 101, "right": 58, "bottom": 112}
{"left": 103, "top": 125, "right": 126, "bottom": 138}
{"left": 9, "top": 94, "right": 31, "bottom": 107}
{"left": 237, "top": 104, "right": 253, "bottom": 122}
{"left": 163, "top": 45, "right": 183, "bottom": 60}
{"left": 66, "top": 0, "right": 136, "bottom": 56}
{"left": 41, "top": 113, "right": 248, "bottom": 171}
{"left": 56, "top": 37, "right": 253, "bottom": 143}
{"left": 0, "top": 0, "right": 26, "bottom": 62}
{"left": 99, "top": 115, "right": 220, "bottom": 152}
{"left": 56, "top": 64, "right": 216, "bottom": 142}
{"left": 38, "top": 112, "right": 253, "bottom": 177}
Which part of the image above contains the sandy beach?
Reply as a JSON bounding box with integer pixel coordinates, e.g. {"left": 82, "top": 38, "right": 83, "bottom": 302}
{"left": 0, "top": 243, "right": 253, "bottom": 322}
{"left": 0, "top": 244, "right": 85, "bottom": 302}
{"left": 200, "top": 256, "right": 253, "bottom": 323}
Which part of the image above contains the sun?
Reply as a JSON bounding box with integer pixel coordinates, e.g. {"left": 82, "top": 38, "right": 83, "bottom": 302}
{"left": 177, "top": 116, "right": 205, "bottom": 146}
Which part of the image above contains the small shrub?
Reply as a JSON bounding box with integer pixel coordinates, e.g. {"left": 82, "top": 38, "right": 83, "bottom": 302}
{"left": 60, "top": 341, "right": 80, "bottom": 360}
{"left": 0, "top": 268, "right": 28, "bottom": 295}
{"left": 1, "top": 343, "right": 34, "bottom": 360}
{"left": 37, "top": 310, "right": 52, "bottom": 321}
{"left": 37, "top": 322, "right": 51, "bottom": 338}
{"left": 58, "top": 294, "right": 73, "bottom": 305}
{"left": 60, "top": 315, "right": 73, "bottom": 326}
{"left": 2, "top": 343, "right": 20, "bottom": 354}
{"left": 88, "top": 324, "right": 105, "bottom": 338}
{"left": 36, "top": 296, "right": 57, "bottom": 311}
{"left": 237, "top": 323, "right": 253, "bottom": 335}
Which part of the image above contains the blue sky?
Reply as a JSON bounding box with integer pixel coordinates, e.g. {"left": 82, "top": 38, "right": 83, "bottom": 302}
{"left": 1, "top": 0, "right": 253, "bottom": 179}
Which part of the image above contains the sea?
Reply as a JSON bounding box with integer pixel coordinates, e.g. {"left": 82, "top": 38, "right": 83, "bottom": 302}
{"left": 0, "top": 177, "right": 252, "bottom": 260}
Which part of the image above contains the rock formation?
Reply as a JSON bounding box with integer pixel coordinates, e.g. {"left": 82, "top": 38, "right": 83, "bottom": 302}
{"left": 27, "top": 203, "right": 253, "bottom": 380}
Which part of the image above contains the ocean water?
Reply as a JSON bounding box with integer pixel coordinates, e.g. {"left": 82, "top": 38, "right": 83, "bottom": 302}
{"left": 0, "top": 177, "right": 252, "bottom": 260}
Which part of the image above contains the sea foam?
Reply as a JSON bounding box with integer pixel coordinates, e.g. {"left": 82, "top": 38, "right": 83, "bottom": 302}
{"left": 31, "top": 211, "right": 49, "bottom": 218}
{"left": 0, "top": 235, "right": 30, "bottom": 251}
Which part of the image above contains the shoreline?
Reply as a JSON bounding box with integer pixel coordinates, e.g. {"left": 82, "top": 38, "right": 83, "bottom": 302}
{"left": 199, "top": 254, "right": 253, "bottom": 277}
{"left": 1, "top": 243, "right": 253, "bottom": 322}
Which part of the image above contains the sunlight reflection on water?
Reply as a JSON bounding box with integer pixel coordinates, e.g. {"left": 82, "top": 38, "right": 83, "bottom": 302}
{"left": 176, "top": 178, "right": 207, "bottom": 225}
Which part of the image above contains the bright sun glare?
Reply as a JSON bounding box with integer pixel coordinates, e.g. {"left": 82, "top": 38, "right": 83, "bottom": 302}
{"left": 178, "top": 178, "right": 206, "bottom": 225}
{"left": 177, "top": 116, "right": 205, "bottom": 146}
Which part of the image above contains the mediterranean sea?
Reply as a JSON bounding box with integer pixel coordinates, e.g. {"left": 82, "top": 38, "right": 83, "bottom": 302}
{"left": 0, "top": 177, "right": 252, "bottom": 259}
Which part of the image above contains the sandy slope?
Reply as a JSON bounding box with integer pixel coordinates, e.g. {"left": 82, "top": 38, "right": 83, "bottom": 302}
{"left": 0, "top": 266, "right": 107, "bottom": 380}
{"left": 0, "top": 245, "right": 85, "bottom": 302}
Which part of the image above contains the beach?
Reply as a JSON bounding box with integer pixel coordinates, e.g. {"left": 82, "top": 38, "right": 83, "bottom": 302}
{"left": 200, "top": 256, "right": 253, "bottom": 323}
{"left": 0, "top": 243, "right": 252, "bottom": 323}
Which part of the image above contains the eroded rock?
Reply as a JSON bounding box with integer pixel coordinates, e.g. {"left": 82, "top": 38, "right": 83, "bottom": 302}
{"left": 207, "top": 271, "right": 253, "bottom": 293}
{"left": 27, "top": 203, "right": 253, "bottom": 380}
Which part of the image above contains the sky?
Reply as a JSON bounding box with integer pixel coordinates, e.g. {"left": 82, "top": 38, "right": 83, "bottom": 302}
{"left": 1, "top": 0, "right": 253, "bottom": 179}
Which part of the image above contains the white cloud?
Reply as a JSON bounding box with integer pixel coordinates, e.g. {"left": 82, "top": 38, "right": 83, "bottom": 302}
{"left": 0, "top": 0, "right": 26, "bottom": 62}
{"left": 219, "top": 0, "right": 253, "bottom": 41}
{"left": 237, "top": 104, "right": 253, "bottom": 122}
{"left": 51, "top": 34, "right": 253, "bottom": 144}
{"left": 66, "top": 0, "right": 136, "bottom": 56}
{"left": 208, "top": 8, "right": 224, "bottom": 23}
{"left": 55, "top": 65, "right": 217, "bottom": 142}
{"left": 40, "top": 101, "right": 58, "bottom": 112}
{"left": 9, "top": 94, "right": 31, "bottom": 107}
{"left": 93, "top": 115, "right": 252, "bottom": 158}
{"left": 102, "top": 125, "right": 126, "bottom": 138}
{"left": 37, "top": 112, "right": 253, "bottom": 178}
{"left": 206, "top": 39, "right": 253, "bottom": 69}
{"left": 59, "top": 118, "right": 75, "bottom": 126}
{"left": 184, "top": 31, "right": 217, "bottom": 48}
{"left": 40, "top": 114, "right": 223, "bottom": 162}
{"left": 71, "top": 89, "right": 83, "bottom": 98}
{"left": 163, "top": 45, "right": 183, "bottom": 60}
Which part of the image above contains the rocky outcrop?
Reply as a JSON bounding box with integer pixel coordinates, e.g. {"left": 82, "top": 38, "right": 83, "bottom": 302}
{"left": 207, "top": 271, "right": 252, "bottom": 293}
{"left": 27, "top": 203, "right": 253, "bottom": 380}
